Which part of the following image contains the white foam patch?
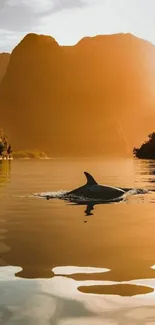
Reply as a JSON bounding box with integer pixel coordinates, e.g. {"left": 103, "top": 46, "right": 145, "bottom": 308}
{"left": 124, "top": 189, "right": 148, "bottom": 197}
{"left": 34, "top": 190, "right": 67, "bottom": 199}
{"left": 151, "top": 265, "right": 155, "bottom": 270}
{"left": 53, "top": 266, "right": 110, "bottom": 275}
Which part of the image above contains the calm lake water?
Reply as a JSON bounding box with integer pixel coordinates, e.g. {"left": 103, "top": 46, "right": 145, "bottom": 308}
{"left": 1, "top": 158, "right": 155, "bottom": 324}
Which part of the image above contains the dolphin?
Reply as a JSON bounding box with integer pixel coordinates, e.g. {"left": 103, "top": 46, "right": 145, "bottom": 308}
{"left": 63, "top": 172, "right": 126, "bottom": 202}
{"left": 42, "top": 171, "right": 148, "bottom": 217}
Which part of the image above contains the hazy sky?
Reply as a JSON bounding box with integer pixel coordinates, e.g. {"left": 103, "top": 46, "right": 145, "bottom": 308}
{"left": 0, "top": 0, "right": 155, "bottom": 52}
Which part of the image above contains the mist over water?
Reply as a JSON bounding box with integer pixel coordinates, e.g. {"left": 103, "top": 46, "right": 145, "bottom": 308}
{"left": 1, "top": 158, "right": 155, "bottom": 324}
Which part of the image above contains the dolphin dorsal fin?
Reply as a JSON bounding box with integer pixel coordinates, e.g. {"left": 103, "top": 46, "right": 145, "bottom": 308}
{"left": 84, "top": 172, "right": 98, "bottom": 185}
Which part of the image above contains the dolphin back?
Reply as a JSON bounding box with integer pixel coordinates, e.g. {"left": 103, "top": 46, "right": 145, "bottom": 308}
{"left": 66, "top": 172, "right": 97, "bottom": 197}
{"left": 65, "top": 172, "right": 125, "bottom": 201}
{"left": 84, "top": 172, "right": 98, "bottom": 185}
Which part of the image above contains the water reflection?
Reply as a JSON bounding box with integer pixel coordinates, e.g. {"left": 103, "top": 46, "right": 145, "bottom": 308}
{"left": 69, "top": 199, "right": 123, "bottom": 218}
{"left": 0, "top": 162, "right": 11, "bottom": 267}
{"left": 136, "top": 160, "right": 155, "bottom": 189}
{"left": 78, "top": 284, "right": 154, "bottom": 296}
{"left": 0, "top": 161, "right": 11, "bottom": 193}
{"left": 1, "top": 159, "right": 155, "bottom": 282}
{"left": 2, "top": 159, "right": 155, "bottom": 323}
{"left": 1, "top": 266, "right": 155, "bottom": 324}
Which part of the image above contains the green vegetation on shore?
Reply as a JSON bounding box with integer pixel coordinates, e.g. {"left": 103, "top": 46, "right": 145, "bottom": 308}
{"left": 0, "top": 129, "right": 48, "bottom": 159}
{"left": 13, "top": 150, "right": 48, "bottom": 159}
{"left": 133, "top": 132, "right": 155, "bottom": 159}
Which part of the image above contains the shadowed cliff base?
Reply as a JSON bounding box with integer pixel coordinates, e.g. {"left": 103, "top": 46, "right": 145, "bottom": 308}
{"left": 0, "top": 33, "right": 155, "bottom": 156}
{"left": 0, "top": 53, "right": 10, "bottom": 84}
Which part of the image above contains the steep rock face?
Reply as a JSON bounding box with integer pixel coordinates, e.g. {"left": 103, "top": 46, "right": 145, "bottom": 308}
{"left": 0, "top": 53, "right": 10, "bottom": 84}
{"left": 0, "top": 33, "right": 155, "bottom": 156}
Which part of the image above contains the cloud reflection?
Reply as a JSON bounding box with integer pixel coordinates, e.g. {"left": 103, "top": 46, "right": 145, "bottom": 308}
{"left": 1, "top": 265, "right": 155, "bottom": 324}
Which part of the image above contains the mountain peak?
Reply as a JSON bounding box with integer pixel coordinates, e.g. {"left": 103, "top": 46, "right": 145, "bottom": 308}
{"left": 76, "top": 32, "right": 149, "bottom": 46}
{"left": 22, "top": 33, "right": 58, "bottom": 44}
{"left": 11, "top": 33, "right": 61, "bottom": 60}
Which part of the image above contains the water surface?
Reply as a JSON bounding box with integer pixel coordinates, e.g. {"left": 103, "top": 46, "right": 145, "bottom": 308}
{"left": 1, "top": 158, "right": 155, "bottom": 324}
